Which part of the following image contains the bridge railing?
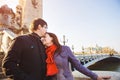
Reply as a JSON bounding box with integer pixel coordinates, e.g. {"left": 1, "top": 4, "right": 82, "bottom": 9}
{"left": 70, "top": 54, "right": 111, "bottom": 71}
{"left": 75, "top": 54, "right": 110, "bottom": 65}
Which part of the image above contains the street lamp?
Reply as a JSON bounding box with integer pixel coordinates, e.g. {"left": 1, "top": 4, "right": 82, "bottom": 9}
{"left": 72, "top": 45, "right": 74, "bottom": 54}
{"left": 61, "top": 35, "right": 68, "bottom": 45}
{"left": 82, "top": 46, "right": 84, "bottom": 55}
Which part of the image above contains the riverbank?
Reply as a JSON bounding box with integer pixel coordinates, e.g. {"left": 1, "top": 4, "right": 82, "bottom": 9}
{"left": 72, "top": 70, "right": 120, "bottom": 80}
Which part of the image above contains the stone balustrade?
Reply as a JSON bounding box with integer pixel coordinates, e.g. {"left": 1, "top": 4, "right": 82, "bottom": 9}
{"left": 72, "top": 70, "right": 120, "bottom": 80}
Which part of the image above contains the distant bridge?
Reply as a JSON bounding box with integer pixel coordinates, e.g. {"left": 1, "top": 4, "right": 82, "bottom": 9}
{"left": 74, "top": 54, "right": 120, "bottom": 67}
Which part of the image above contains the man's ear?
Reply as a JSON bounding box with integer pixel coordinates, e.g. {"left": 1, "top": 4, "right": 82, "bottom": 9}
{"left": 38, "top": 24, "right": 42, "bottom": 30}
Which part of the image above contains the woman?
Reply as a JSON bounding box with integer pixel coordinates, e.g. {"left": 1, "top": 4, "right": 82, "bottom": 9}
{"left": 41, "top": 32, "right": 111, "bottom": 80}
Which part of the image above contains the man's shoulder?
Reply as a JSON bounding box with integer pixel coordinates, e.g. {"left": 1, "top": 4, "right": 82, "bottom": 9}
{"left": 15, "top": 34, "right": 31, "bottom": 41}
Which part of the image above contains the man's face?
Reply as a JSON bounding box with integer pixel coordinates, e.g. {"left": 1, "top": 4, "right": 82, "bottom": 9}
{"left": 39, "top": 25, "right": 48, "bottom": 36}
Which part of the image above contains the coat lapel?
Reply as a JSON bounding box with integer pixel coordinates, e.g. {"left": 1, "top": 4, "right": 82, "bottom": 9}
{"left": 28, "top": 33, "right": 46, "bottom": 63}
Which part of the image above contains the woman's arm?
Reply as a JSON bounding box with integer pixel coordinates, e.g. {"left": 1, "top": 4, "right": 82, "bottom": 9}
{"left": 65, "top": 46, "right": 98, "bottom": 80}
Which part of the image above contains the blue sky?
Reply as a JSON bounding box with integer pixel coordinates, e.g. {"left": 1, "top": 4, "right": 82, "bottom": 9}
{"left": 0, "top": 0, "right": 120, "bottom": 52}
{"left": 43, "top": 0, "right": 120, "bottom": 52}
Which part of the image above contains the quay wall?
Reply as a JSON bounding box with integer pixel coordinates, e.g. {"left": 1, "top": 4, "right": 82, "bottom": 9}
{"left": 72, "top": 70, "right": 120, "bottom": 80}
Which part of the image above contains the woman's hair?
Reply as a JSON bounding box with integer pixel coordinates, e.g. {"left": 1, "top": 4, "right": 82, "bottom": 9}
{"left": 29, "top": 18, "right": 47, "bottom": 32}
{"left": 47, "top": 32, "right": 62, "bottom": 54}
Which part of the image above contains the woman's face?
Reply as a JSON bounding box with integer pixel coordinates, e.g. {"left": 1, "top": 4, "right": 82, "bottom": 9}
{"left": 41, "top": 33, "right": 53, "bottom": 47}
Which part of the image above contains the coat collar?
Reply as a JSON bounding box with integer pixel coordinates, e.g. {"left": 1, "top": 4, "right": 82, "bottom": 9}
{"left": 30, "top": 32, "right": 41, "bottom": 39}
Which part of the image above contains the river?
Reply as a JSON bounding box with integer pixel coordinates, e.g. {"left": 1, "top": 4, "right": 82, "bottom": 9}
{"left": 88, "top": 57, "right": 120, "bottom": 72}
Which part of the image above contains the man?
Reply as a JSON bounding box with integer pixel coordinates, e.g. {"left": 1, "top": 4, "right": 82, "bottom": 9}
{"left": 2, "top": 18, "right": 48, "bottom": 80}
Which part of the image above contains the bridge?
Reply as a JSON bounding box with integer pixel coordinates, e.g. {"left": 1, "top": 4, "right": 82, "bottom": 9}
{"left": 74, "top": 53, "right": 120, "bottom": 67}
{"left": 71, "top": 54, "right": 120, "bottom": 80}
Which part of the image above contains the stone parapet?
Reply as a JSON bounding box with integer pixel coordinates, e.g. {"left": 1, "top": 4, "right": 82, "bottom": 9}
{"left": 72, "top": 70, "right": 120, "bottom": 80}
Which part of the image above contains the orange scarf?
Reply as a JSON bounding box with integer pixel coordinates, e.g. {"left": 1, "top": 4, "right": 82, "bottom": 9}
{"left": 46, "top": 44, "right": 58, "bottom": 76}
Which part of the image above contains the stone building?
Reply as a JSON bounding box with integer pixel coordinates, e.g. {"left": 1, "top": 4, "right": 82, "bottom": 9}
{"left": 0, "top": 0, "right": 43, "bottom": 53}
{"left": 19, "top": 0, "right": 42, "bottom": 28}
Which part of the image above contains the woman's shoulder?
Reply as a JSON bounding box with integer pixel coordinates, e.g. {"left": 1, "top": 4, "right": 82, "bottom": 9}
{"left": 59, "top": 45, "right": 72, "bottom": 57}
{"left": 61, "top": 45, "right": 70, "bottom": 49}
{"left": 61, "top": 45, "right": 71, "bottom": 52}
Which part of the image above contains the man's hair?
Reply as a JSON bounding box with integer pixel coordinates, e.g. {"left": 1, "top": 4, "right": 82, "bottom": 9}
{"left": 29, "top": 18, "right": 47, "bottom": 32}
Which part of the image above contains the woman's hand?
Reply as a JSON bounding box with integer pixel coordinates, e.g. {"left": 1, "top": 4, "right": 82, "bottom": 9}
{"left": 97, "top": 76, "right": 111, "bottom": 80}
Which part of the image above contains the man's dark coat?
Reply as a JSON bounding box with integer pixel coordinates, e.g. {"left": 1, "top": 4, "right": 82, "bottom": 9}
{"left": 2, "top": 33, "right": 47, "bottom": 80}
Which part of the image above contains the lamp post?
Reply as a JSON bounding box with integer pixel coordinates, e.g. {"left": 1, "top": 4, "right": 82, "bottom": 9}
{"left": 72, "top": 45, "right": 74, "bottom": 54}
{"left": 61, "top": 35, "right": 68, "bottom": 45}
{"left": 82, "top": 46, "right": 84, "bottom": 55}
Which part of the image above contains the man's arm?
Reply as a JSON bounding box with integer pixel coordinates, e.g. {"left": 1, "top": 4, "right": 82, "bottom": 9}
{"left": 2, "top": 37, "right": 33, "bottom": 80}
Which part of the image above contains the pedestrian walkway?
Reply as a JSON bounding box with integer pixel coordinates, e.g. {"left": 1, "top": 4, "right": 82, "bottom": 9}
{"left": 1, "top": 71, "right": 120, "bottom": 80}
{"left": 72, "top": 70, "right": 120, "bottom": 80}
